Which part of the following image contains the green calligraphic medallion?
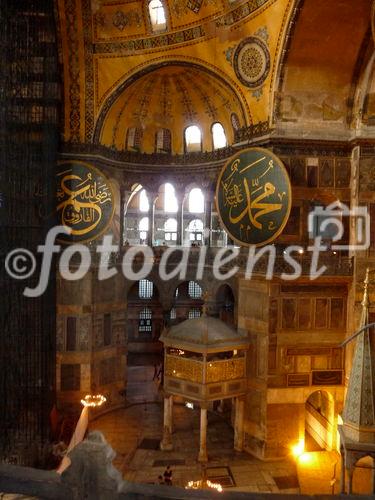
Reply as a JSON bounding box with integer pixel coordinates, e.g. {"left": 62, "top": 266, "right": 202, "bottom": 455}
{"left": 56, "top": 161, "right": 115, "bottom": 244}
{"left": 216, "top": 147, "right": 291, "bottom": 247}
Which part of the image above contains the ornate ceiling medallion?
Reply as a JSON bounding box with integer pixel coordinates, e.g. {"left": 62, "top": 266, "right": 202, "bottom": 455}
{"left": 233, "top": 37, "right": 270, "bottom": 88}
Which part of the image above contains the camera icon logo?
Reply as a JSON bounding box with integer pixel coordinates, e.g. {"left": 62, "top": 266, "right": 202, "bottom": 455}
{"left": 308, "top": 201, "right": 370, "bottom": 251}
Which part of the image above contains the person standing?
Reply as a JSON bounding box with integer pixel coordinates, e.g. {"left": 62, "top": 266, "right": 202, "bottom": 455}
{"left": 163, "top": 465, "right": 172, "bottom": 485}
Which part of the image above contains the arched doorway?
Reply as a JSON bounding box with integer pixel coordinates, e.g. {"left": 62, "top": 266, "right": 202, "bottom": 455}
{"left": 305, "top": 390, "right": 335, "bottom": 451}
{"left": 126, "top": 279, "right": 163, "bottom": 403}
{"left": 171, "top": 281, "right": 204, "bottom": 324}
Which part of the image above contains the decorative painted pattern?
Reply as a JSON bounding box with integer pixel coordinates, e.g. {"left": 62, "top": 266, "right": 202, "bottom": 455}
{"left": 82, "top": 0, "right": 95, "bottom": 142}
{"left": 64, "top": 0, "right": 81, "bottom": 142}
{"left": 94, "top": 0, "right": 271, "bottom": 54}
{"left": 233, "top": 36, "right": 270, "bottom": 88}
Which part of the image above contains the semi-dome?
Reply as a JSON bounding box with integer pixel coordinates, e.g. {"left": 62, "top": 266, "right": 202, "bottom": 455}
{"left": 97, "top": 63, "right": 247, "bottom": 155}
{"left": 160, "top": 315, "right": 249, "bottom": 352}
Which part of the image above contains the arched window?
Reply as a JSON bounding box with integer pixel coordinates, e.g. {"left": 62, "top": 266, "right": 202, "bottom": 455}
{"left": 127, "top": 127, "right": 143, "bottom": 150}
{"left": 156, "top": 128, "right": 171, "bottom": 153}
{"left": 188, "top": 219, "right": 204, "bottom": 243}
{"left": 188, "top": 281, "right": 202, "bottom": 299}
{"left": 170, "top": 308, "right": 176, "bottom": 320}
{"left": 185, "top": 125, "right": 202, "bottom": 153}
{"left": 164, "top": 218, "right": 177, "bottom": 242}
{"left": 188, "top": 188, "right": 204, "bottom": 213}
{"left": 139, "top": 307, "right": 152, "bottom": 333}
{"left": 188, "top": 308, "right": 201, "bottom": 319}
{"left": 139, "top": 189, "right": 149, "bottom": 212}
{"left": 231, "top": 113, "right": 240, "bottom": 132}
{"left": 212, "top": 122, "right": 227, "bottom": 150}
{"left": 139, "top": 217, "right": 149, "bottom": 243}
{"left": 148, "top": 0, "right": 166, "bottom": 32}
{"left": 139, "top": 279, "right": 154, "bottom": 299}
{"left": 164, "top": 183, "right": 178, "bottom": 213}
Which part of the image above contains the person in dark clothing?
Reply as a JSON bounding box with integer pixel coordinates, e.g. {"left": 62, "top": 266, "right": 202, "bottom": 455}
{"left": 158, "top": 475, "right": 164, "bottom": 485}
{"left": 163, "top": 465, "right": 172, "bottom": 485}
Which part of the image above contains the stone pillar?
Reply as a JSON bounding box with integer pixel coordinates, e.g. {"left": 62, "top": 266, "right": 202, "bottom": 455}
{"left": 198, "top": 406, "right": 208, "bottom": 462}
{"left": 204, "top": 196, "right": 212, "bottom": 247}
{"left": 340, "top": 449, "right": 346, "bottom": 494}
{"left": 119, "top": 187, "right": 125, "bottom": 248}
{"left": 176, "top": 190, "right": 185, "bottom": 246}
{"left": 217, "top": 399, "right": 225, "bottom": 413}
{"left": 169, "top": 395, "right": 173, "bottom": 435}
{"left": 234, "top": 396, "right": 245, "bottom": 452}
{"left": 160, "top": 396, "right": 173, "bottom": 451}
{"left": 121, "top": 188, "right": 132, "bottom": 247}
{"left": 346, "top": 467, "right": 354, "bottom": 495}
{"left": 147, "top": 192, "right": 158, "bottom": 247}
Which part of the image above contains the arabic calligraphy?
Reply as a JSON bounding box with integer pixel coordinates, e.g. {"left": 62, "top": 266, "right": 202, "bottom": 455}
{"left": 216, "top": 148, "right": 291, "bottom": 247}
{"left": 56, "top": 162, "right": 114, "bottom": 243}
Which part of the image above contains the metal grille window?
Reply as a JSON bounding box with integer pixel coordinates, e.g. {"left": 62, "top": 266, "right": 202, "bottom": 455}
{"left": 188, "top": 281, "right": 202, "bottom": 299}
{"left": 139, "top": 279, "right": 153, "bottom": 299}
{"left": 156, "top": 128, "right": 171, "bottom": 153}
{"left": 231, "top": 113, "right": 240, "bottom": 131}
{"left": 139, "top": 308, "right": 152, "bottom": 333}
{"left": 164, "top": 218, "right": 177, "bottom": 242}
{"left": 127, "top": 127, "right": 143, "bottom": 150}
{"left": 188, "top": 308, "right": 201, "bottom": 319}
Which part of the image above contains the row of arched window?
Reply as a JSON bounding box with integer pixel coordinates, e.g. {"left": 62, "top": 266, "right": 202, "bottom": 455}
{"left": 126, "top": 183, "right": 229, "bottom": 247}
{"left": 126, "top": 118, "right": 240, "bottom": 153}
{"left": 138, "top": 184, "right": 204, "bottom": 213}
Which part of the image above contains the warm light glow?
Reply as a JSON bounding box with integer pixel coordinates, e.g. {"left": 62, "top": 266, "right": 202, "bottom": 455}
{"left": 80, "top": 394, "right": 107, "bottom": 408}
{"left": 338, "top": 414, "right": 343, "bottom": 425}
{"left": 186, "top": 479, "right": 223, "bottom": 492}
{"left": 292, "top": 439, "right": 305, "bottom": 458}
{"left": 299, "top": 452, "right": 312, "bottom": 463}
{"left": 185, "top": 402, "right": 194, "bottom": 410}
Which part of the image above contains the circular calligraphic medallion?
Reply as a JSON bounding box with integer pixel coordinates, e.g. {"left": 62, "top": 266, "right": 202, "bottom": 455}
{"left": 56, "top": 161, "right": 115, "bottom": 244}
{"left": 216, "top": 148, "right": 291, "bottom": 247}
{"left": 233, "top": 37, "right": 270, "bottom": 88}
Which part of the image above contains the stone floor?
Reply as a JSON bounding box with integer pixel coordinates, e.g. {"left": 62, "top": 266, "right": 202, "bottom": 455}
{"left": 89, "top": 366, "right": 375, "bottom": 495}
{"left": 91, "top": 366, "right": 299, "bottom": 493}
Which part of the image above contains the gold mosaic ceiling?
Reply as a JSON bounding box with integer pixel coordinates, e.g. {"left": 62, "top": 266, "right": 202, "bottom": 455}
{"left": 99, "top": 64, "right": 247, "bottom": 153}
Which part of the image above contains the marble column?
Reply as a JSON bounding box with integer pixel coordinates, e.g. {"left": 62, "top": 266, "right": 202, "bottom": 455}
{"left": 217, "top": 399, "right": 225, "bottom": 413}
{"left": 339, "top": 449, "right": 345, "bottom": 494}
{"left": 204, "top": 196, "right": 212, "bottom": 247}
{"left": 120, "top": 189, "right": 132, "bottom": 247}
{"left": 160, "top": 395, "right": 173, "bottom": 451}
{"left": 147, "top": 192, "right": 158, "bottom": 247}
{"left": 234, "top": 396, "right": 245, "bottom": 452}
{"left": 176, "top": 190, "right": 185, "bottom": 246}
{"left": 198, "top": 406, "right": 208, "bottom": 462}
{"left": 346, "top": 467, "right": 353, "bottom": 495}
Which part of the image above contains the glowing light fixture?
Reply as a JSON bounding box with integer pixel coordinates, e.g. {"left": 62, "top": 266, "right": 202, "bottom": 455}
{"left": 80, "top": 394, "right": 107, "bottom": 408}
{"left": 186, "top": 479, "right": 223, "bottom": 492}
{"left": 291, "top": 439, "right": 305, "bottom": 458}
